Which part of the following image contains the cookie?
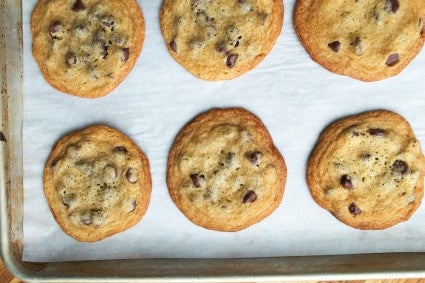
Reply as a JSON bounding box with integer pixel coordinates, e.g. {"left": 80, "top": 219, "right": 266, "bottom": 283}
{"left": 43, "top": 125, "right": 151, "bottom": 241}
{"left": 31, "top": 0, "right": 144, "bottom": 98}
{"left": 307, "top": 110, "right": 425, "bottom": 230}
{"left": 167, "top": 108, "right": 287, "bottom": 231}
{"left": 294, "top": 0, "right": 425, "bottom": 81}
{"left": 160, "top": 0, "right": 283, "bottom": 80}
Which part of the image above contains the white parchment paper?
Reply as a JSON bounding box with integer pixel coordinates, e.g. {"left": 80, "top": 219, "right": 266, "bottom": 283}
{"left": 23, "top": 0, "right": 425, "bottom": 262}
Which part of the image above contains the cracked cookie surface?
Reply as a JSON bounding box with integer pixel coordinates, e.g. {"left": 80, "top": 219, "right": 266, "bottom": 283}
{"left": 160, "top": 0, "right": 283, "bottom": 80}
{"left": 43, "top": 125, "right": 151, "bottom": 241}
{"left": 31, "top": 0, "right": 144, "bottom": 98}
{"left": 307, "top": 110, "right": 425, "bottom": 230}
{"left": 294, "top": 0, "right": 425, "bottom": 81}
{"left": 167, "top": 108, "right": 287, "bottom": 231}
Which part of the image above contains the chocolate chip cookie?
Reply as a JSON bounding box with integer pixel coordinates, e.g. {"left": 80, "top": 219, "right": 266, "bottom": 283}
{"left": 31, "top": 0, "right": 144, "bottom": 98}
{"left": 160, "top": 0, "right": 283, "bottom": 80}
{"left": 294, "top": 0, "right": 425, "bottom": 81}
{"left": 307, "top": 110, "right": 425, "bottom": 230}
{"left": 167, "top": 108, "right": 287, "bottom": 231}
{"left": 43, "top": 125, "right": 151, "bottom": 241}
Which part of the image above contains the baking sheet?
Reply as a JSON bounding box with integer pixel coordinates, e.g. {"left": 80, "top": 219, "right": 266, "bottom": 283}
{"left": 22, "top": 0, "right": 425, "bottom": 262}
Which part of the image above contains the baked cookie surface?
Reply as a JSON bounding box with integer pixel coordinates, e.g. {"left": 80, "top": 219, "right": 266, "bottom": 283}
{"left": 43, "top": 125, "right": 151, "bottom": 241}
{"left": 294, "top": 0, "right": 425, "bottom": 81}
{"left": 167, "top": 108, "right": 287, "bottom": 231}
{"left": 307, "top": 110, "right": 425, "bottom": 230}
{"left": 31, "top": 0, "right": 144, "bottom": 98}
{"left": 160, "top": 0, "right": 283, "bottom": 80}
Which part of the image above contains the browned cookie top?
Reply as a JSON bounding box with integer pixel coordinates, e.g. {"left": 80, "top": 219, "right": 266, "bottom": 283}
{"left": 43, "top": 125, "right": 151, "bottom": 241}
{"left": 160, "top": 0, "right": 283, "bottom": 80}
{"left": 295, "top": 0, "right": 425, "bottom": 81}
{"left": 31, "top": 0, "right": 144, "bottom": 98}
{"left": 307, "top": 110, "right": 425, "bottom": 229}
{"left": 167, "top": 108, "right": 287, "bottom": 231}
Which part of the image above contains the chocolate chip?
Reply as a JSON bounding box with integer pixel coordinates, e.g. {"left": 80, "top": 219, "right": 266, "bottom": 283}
{"left": 0, "top": 131, "right": 6, "bottom": 143}
{"left": 328, "top": 41, "right": 340, "bottom": 52}
{"left": 369, "top": 128, "right": 386, "bottom": 136}
{"left": 247, "top": 151, "right": 263, "bottom": 165}
{"left": 348, "top": 203, "right": 361, "bottom": 215}
{"left": 66, "top": 52, "right": 77, "bottom": 65}
{"left": 216, "top": 46, "right": 229, "bottom": 54}
{"left": 243, "top": 190, "right": 257, "bottom": 203}
{"left": 72, "top": 0, "right": 85, "bottom": 12}
{"left": 190, "top": 173, "right": 204, "bottom": 188}
{"left": 50, "top": 21, "right": 62, "bottom": 36}
{"left": 62, "top": 194, "right": 75, "bottom": 208}
{"left": 385, "top": 53, "right": 399, "bottom": 66}
{"left": 170, "top": 40, "right": 177, "bottom": 53}
{"left": 386, "top": 0, "right": 399, "bottom": 13}
{"left": 113, "top": 146, "right": 128, "bottom": 154}
{"left": 129, "top": 200, "right": 137, "bottom": 212}
{"left": 340, "top": 174, "right": 353, "bottom": 189}
{"left": 226, "top": 53, "right": 238, "bottom": 68}
{"left": 121, "top": 48, "right": 129, "bottom": 62}
{"left": 392, "top": 159, "right": 408, "bottom": 175}
{"left": 352, "top": 131, "right": 360, "bottom": 137}
{"left": 125, "top": 168, "right": 138, "bottom": 183}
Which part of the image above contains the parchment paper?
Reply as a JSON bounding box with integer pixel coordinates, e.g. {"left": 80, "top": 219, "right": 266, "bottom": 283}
{"left": 23, "top": 0, "right": 425, "bottom": 262}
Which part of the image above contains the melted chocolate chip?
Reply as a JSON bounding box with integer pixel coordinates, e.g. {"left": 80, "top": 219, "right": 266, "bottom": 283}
{"left": 369, "top": 128, "right": 386, "bottom": 136}
{"left": 327, "top": 41, "right": 340, "bottom": 52}
{"left": 340, "top": 174, "right": 353, "bottom": 189}
{"left": 72, "top": 0, "right": 85, "bottom": 12}
{"left": 66, "top": 53, "right": 77, "bottom": 65}
{"left": 392, "top": 160, "right": 408, "bottom": 175}
{"left": 170, "top": 40, "right": 177, "bottom": 53}
{"left": 226, "top": 53, "right": 238, "bottom": 68}
{"left": 348, "top": 203, "right": 361, "bottom": 215}
{"left": 385, "top": 53, "right": 399, "bottom": 66}
{"left": 126, "top": 168, "right": 138, "bottom": 183}
{"left": 243, "top": 190, "right": 257, "bottom": 203}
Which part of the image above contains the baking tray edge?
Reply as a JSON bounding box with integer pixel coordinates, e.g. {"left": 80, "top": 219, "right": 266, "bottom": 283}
{"left": 2, "top": 0, "right": 425, "bottom": 281}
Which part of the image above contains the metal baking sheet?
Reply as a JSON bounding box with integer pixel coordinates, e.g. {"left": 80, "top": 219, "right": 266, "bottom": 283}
{"left": 3, "top": 0, "right": 425, "bottom": 281}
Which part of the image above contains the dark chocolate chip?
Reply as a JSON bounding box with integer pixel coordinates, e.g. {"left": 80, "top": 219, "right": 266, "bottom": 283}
{"left": 121, "top": 48, "right": 129, "bottom": 62}
{"left": 72, "top": 0, "right": 85, "bottom": 12}
{"left": 328, "top": 41, "right": 340, "bottom": 52}
{"left": 247, "top": 151, "right": 263, "bottom": 165}
{"left": 50, "top": 21, "right": 62, "bottom": 34}
{"left": 348, "top": 203, "right": 361, "bottom": 215}
{"left": 243, "top": 190, "right": 257, "bottom": 203}
{"left": 385, "top": 53, "right": 399, "bottom": 66}
{"left": 369, "top": 128, "right": 386, "bottom": 136}
{"left": 0, "top": 131, "right": 6, "bottom": 143}
{"left": 125, "top": 168, "right": 138, "bottom": 183}
{"left": 216, "top": 46, "right": 229, "bottom": 54}
{"left": 226, "top": 53, "right": 238, "bottom": 68}
{"left": 113, "top": 146, "right": 128, "bottom": 154}
{"left": 340, "top": 174, "right": 353, "bottom": 189}
{"left": 392, "top": 159, "right": 408, "bottom": 175}
{"left": 130, "top": 200, "right": 137, "bottom": 212}
{"left": 352, "top": 131, "right": 360, "bottom": 137}
{"left": 190, "top": 173, "right": 204, "bottom": 188}
{"left": 388, "top": 0, "right": 399, "bottom": 13}
{"left": 170, "top": 40, "right": 177, "bottom": 53}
